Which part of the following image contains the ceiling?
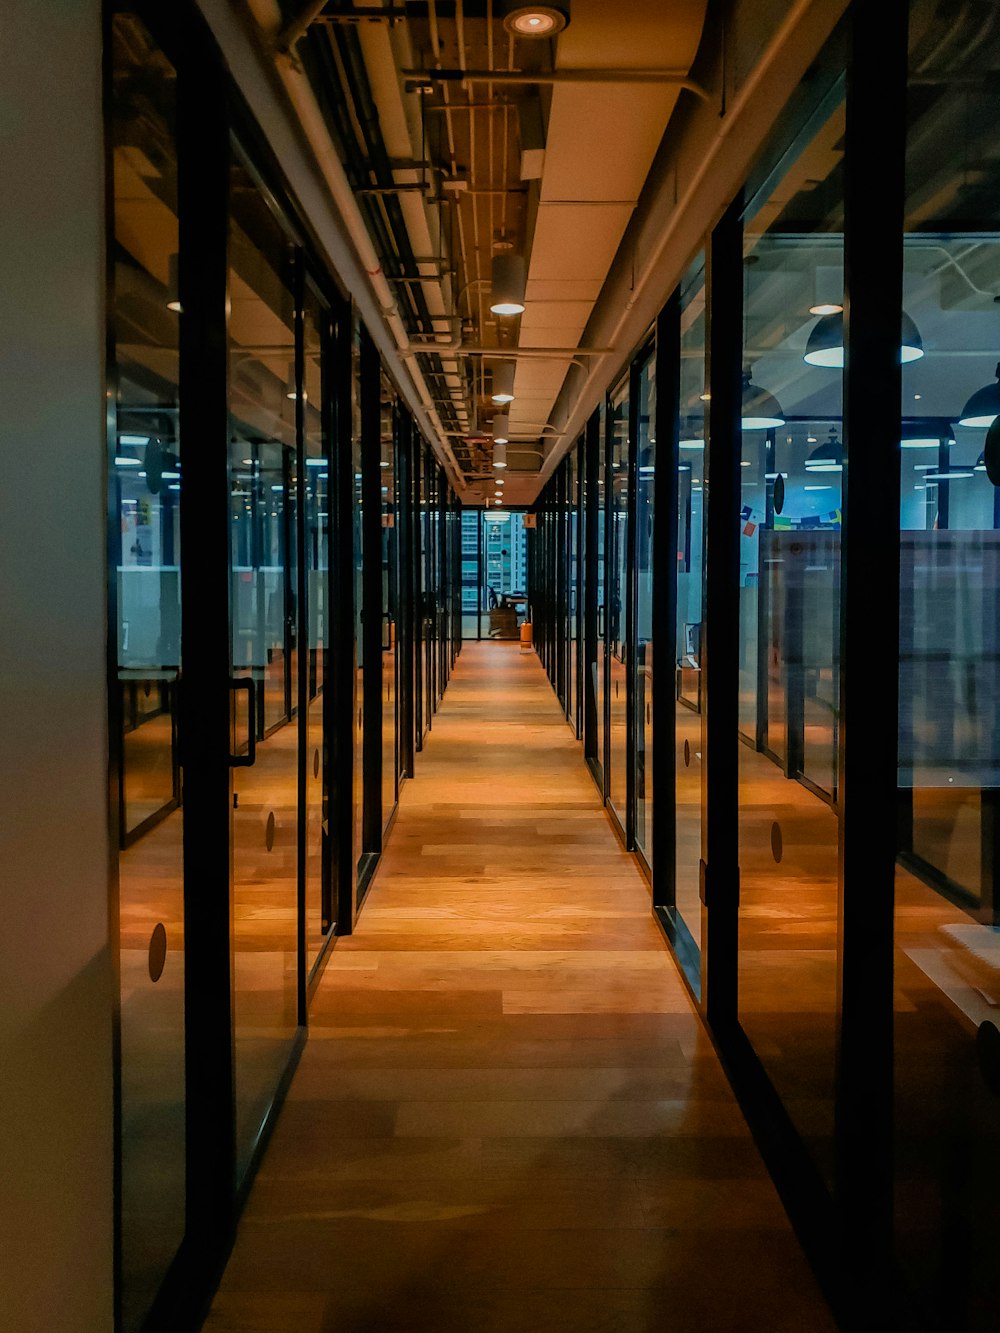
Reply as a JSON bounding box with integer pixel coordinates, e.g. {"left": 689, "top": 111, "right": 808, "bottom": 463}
{"left": 288, "top": 0, "right": 709, "bottom": 505}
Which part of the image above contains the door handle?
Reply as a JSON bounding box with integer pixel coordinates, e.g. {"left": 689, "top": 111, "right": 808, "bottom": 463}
{"left": 230, "top": 676, "right": 257, "bottom": 767}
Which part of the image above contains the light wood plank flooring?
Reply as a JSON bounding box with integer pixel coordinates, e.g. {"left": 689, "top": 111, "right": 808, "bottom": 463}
{"left": 205, "top": 640, "right": 835, "bottom": 1332}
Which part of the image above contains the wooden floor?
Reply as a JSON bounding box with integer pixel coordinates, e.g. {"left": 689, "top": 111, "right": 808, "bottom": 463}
{"left": 205, "top": 641, "right": 835, "bottom": 1333}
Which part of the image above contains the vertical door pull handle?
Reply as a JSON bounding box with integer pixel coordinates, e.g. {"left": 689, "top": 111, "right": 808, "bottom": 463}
{"left": 230, "top": 677, "right": 257, "bottom": 767}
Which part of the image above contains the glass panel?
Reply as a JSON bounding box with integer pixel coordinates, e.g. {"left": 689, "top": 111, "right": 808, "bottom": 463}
{"left": 609, "top": 382, "right": 630, "bottom": 823}
{"left": 228, "top": 152, "right": 300, "bottom": 1182}
{"left": 594, "top": 404, "right": 607, "bottom": 784}
{"left": 381, "top": 382, "right": 398, "bottom": 827}
{"left": 894, "top": 4, "right": 1000, "bottom": 1319}
{"left": 353, "top": 325, "right": 365, "bottom": 872}
{"left": 569, "top": 447, "right": 580, "bottom": 731}
{"left": 675, "top": 255, "right": 707, "bottom": 952}
{"left": 635, "top": 355, "right": 655, "bottom": 859}
{"left": 304, "top": 284, "right": 329, "bottom": 968}
{"left": 736, "top": 79, "right": 845, "bottom": 1186}
{"left": 110, "top": 17, "right": 185, "bottom": 1327}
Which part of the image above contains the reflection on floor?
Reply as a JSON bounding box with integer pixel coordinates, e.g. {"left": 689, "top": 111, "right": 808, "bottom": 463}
{"left": 206, "top": 641, "right": 833, "bottom": 1332}
{"left": 675, "top": 702, "right": 702, "bottom": 949}
{"left": 736, "top": 743, "right": 839, "bottom": 1183}
{"left": 122, "top": 709, "right": 175, "bottom": 831}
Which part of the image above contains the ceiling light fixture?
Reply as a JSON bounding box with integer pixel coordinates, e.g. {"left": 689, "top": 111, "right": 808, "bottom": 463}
{"left": 805, "top": 428, "right": 844, "bottom": 473}
{"left": 809, "top": 302, "right": 844, "bottom": 316}
{"left": 958, "top": 364, "right": 1000, "bottom": 428}
{"left": 741, "top": 371, "right": 785, "bottom": 429}
{"left": 491, "top": 361, "right": 516, "bottom": 404}
{"left": 492, "top": 413, "right": 510, "bottom": 445}
{"left": 804, "top": 309, "right": 924, "bottom": 367}
{"left": 490, "top": 254, "right": 527, "bottom": 316}
{"left": 493, "top": 441, "right": 508, "bottom": 469}
{"left": 503, "top": 6, "right": 567, "bottom": 37}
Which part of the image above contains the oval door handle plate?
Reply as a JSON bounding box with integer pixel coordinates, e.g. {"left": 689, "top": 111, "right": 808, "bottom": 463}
{"left": 773, "top": 474, "right": 785, "bottom": 514}
{"left": 770, "top": 820, "right": 783, "bottom": 864}
{"left": 265, "top": 811, "right": 276, "bottom": 851}
{"left": 148, "top": 923, "right": 167, "bottom": 983}
{"left": 683, "top": 739, "right": 691, "bottom": 767}
{"left": 313, "top": 748, "right": 320, "bottom": 779}
{"left": 976, "top": 1021, "right": 1000, "bottom": 1095}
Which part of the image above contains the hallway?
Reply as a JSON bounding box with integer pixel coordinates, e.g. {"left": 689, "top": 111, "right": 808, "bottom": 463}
{"left": 206, "top": 641, "right": 834, "bottom": 1332}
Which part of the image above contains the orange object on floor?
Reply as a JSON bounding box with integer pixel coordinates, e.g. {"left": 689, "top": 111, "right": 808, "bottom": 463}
{"left": 519, "top": 620, "right": 533, "bottom": 652}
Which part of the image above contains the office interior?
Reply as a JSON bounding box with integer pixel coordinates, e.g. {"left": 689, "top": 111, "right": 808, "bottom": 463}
{"left": 5, "top": 0, "right": 1000, "bottom": 1328}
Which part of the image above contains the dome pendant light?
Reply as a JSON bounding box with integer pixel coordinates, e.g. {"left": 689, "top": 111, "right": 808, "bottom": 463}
{"left": 803, "top": 309, "right": 924, "bottom": 367}
{"left": 805, "top": 427, "right": 844, "bottom": 473}
{"left": 491, "top": 361, "right": 516, "bottom": 404}
{"left": 490, "top": 254, "right": 526, "bottom": 316}
{"left": 959, "top": 364, "right": 1000, "bottom": 428}
{"left": 492, "top": 413, "right": 509, "bottom": 445}
{"left": 984, "top": 415, "right": 1000, "bottom": 485}
{"left": 493, "top": 442, "right": 508, "bottom": 469}
{"left": 741, "top": 370, "right": 785, "bottom": 429}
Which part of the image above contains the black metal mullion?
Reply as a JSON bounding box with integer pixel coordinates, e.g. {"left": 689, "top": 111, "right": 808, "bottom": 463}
{"left": 835, "top": 0, "right": 907, "bottom": 1316}
{"left": 703, "top": 197, "right": 743, "bottom": 1026}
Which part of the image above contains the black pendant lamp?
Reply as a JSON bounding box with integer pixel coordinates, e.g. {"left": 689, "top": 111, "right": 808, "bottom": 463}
{"left": 959, "top": 364, "right": 1000, "bottom": 429}
{"left": 741, "top": 371, "right": 785, "bottom": 429}
{"left": 805, "top": 427, "right": 843, "bottom": 473}
{"left": 803, "top": 309, "right": 924, "bottom": 367}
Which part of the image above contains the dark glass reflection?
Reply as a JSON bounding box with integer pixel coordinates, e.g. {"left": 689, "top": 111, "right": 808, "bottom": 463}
{"left": 894, "top": 2, "right": 1000, "bottom": 1321}
{"left": 735, "top": 78, "right": 845, "bottom": 1186}
{"left": 228, "top": 153, "right": 300, "bottom": 1182}
{"left": 111, "top": 17, "right": 185, "bottom": 1328}
{"left": 608, "top": 382, "right": 630, "bottom": 827}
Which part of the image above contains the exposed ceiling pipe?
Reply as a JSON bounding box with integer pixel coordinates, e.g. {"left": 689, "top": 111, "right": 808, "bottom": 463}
{"left": 405, "top": 68, "right": 711, "bottom": 102}
{"left": 248, "top": 0, "right": 467, "bottom": 492}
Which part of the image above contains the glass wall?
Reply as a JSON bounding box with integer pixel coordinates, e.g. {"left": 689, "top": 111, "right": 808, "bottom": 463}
{"left": 568, "top": 444, "right": 581, "bottom": 734}
{"left": 608, "top": 385, "right": 630, "bottom": 825}
{"left": 110, "top": 16, "right": 185, "bottom": 1328}
{"left": 304, "top": 283, "right": 331, "bottom": 969}
{"left": 381, "top": 380, "right": 399, "bottom": 830}
{"left": 635, "top": 352, "right": 655, "bottom": 862}
{"left": 674, "top": 255, "right": 707, "bottom": 952}
{"left": 894, "top": 2, "right": 1000, "bottom": 1320}
{"left": 735, "top": 78, "right": 845, "bottom": 1185}
{"left": 228, "top": 150, "right": 301, "bottom": 1182}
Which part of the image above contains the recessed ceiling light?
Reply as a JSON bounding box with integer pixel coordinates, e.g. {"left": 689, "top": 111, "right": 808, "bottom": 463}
{"left": 503, "top": 6, "right": 567, "bottom": 37}
{"left": 809, "top": 303, "right": 843, "bottom": 316}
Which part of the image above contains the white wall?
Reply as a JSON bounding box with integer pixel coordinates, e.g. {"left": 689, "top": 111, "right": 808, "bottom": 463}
{"left": 0, "top": 1, "right": 114, "bottom": 1328}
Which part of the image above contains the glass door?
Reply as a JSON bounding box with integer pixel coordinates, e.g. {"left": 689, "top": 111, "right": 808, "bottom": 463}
{"left": 303, "top": 281, "right": 331, "bottom": 971}
{"left": 109, "top": 17, "right": 185, "bottom": 1325}
{"left": 608, "top": 380, "right": 630, "bottom": 830}
{"left": 674, "top": 255, "right": 707, "bottom": 955}
{"left": 227, "top": 151, "right": 302, "bottom": 1183}
{"left": 584, "top": 406, "right": 607, "bottom": 791}
{"left": 635, "top": 352, "right": 655, "bottom": 864}
{"left": 381, "top": 385, "right": 399, "bottom": 829}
